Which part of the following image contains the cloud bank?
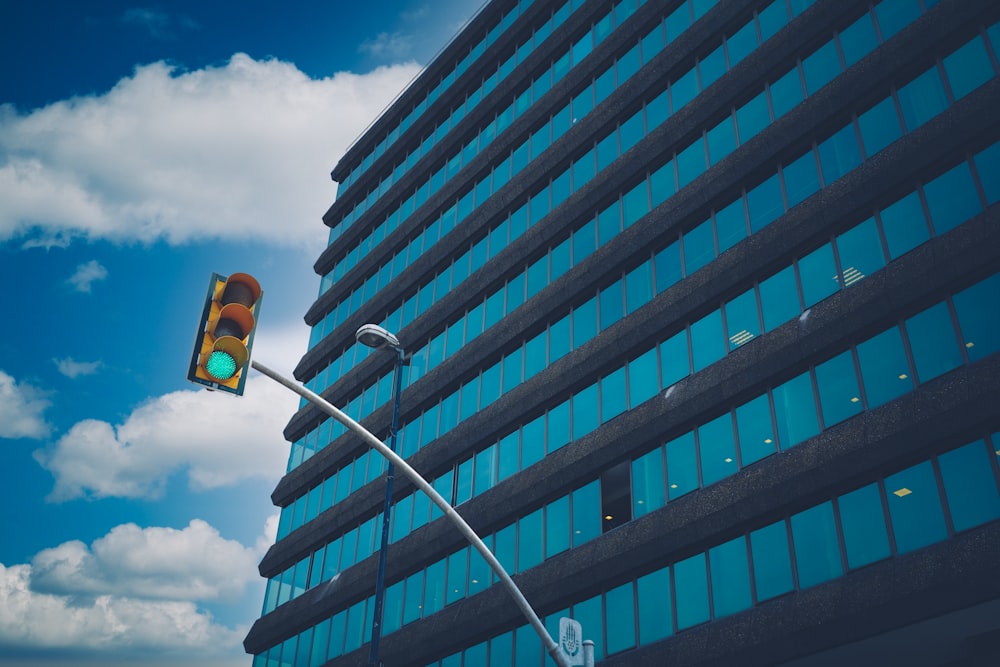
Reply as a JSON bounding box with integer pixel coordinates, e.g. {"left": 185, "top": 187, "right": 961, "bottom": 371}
{"left": 0, "top": 54, "right": 421, "bottom": 249}
{"left": 0, "top": 518, "right": 272, "bottom": 661}
{"left": 35, "top": 375, "right": 297, "bottom": 501}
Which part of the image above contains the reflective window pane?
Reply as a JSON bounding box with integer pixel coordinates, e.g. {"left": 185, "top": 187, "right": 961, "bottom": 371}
{"left": 836, "top": 217, "right": 885, "bottom": 286}
{"left": 632, "top": 447, "right": 665, "bottom": 518}
{"left": 605, "top": 582, "right": 636, "bottom": 655}
{"left": 637, "top": 568, "right": 673, "bottom": 643}
{"left": 953, "top": 272, "right": 1000, "bottom": 361}
{"left": 798, "top": 243, "right": 840, "bottom": 307}
{"left": 905, "top": 302, "right": 962, "bottom": 383}
{"left": 938, "top": 440, "right": 1000, "bottom": 532}
{"left": 759, "top": 265, "right": 801, "bottom": 331}
{"left": 878, "top": 191, "right": 930, "bottom": 259}
{"left": 885, "top": 461, "right": 947, "bottom": 553}
{"left": 857, "top": 96, "right": 903, "bottom": 156}
{"left": 783, "top": 149, "right": 821, "bottom": 208}
{"left": 690, "top": 309, "right": 725, "bottom": 373}
{"left": 856, "top": 326, "right": 912, "bottom": 408}
{"left": 942, "top": 36, "right": 993, "bottom": 100}
{"left": 666, "top": 432, "right": 698, "bottom": 500}
{"left": 897, "top": 68, "right": 949, "bottom": 131}
{"left": 791, "top": 501, "right": 843, "bottom": 588}
{"left": 735, "top": 394, "right": 776, "bottom": 466}
{"left": 725, "top": 288, "right": 761, "bottom": 350}
{"left": 815, "top": 349, "right": 863, "bottom": 427}
{"left": 709, "top": 536, "right": 752, "bottom": 617}
{"left": 750, "top": 521, "right": 794, "bottom": 601}
{"left": 674, "top": 552, "right": 710, "bottom": 630}
{"left": 772, "top": 372, "right": 820, "bottom": 449}
{"left": 923, "top": 162, "right": 982, "bottom": 234}
{"left": 698, "top": 413, "right": 738, "bottom": 487}
{"left": 838, "top": 483, "right": 891, "bottom": 569}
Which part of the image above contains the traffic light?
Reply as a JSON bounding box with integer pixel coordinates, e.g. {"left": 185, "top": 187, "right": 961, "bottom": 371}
{"left": 187, "top": 272, "right": 262, "bottom": 396}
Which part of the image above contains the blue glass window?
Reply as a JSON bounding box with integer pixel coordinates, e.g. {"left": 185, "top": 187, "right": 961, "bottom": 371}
{"left": 628, "top": 347, "right": 659, "bottom": 406}
{"left": 725, "top": 288, "right": 761, "bottom": 350}
{"left": 683, "top": 218, "right": 715, "bottom": 273}
{"left": 676, "top": 137, "right": 707, "bottom": 189}
{"left": 885, "top": 461, "right": 947, "bottom": 553}
{"left": 905, "top": 302, "right": 962, "bottom": 383}
{"left": 836, "top": 217, "right": 885, "bottom": 286}
{"left": 735, "top": 394, "right": 776, "bottom": 466}
{"left": 546, "top": 496, "right": 571, "bottom": 558}
{"left": 974, "top": 142, "right": 1000, "bottom": 205}
{"left": 709, "top": 536, "right": 752, "bottom": 617}
{"left": 856, "top": 326, "right": 912, "bottom": 408}
{"left": 942, "top": 36, "right": 993, "bottom": 100}
{"left": 573, "top": 382, "right": 600, "bottom": 439}
{"left": 714, "top": 198, "right": 748, "bottom": 252}
{"left": 637, "top": 568, "right": 672, "bottom": 643}
{"left": 671, "top": 69, "right": 699, "bottom": 111}
{"left": 783, "top": 150, "right": 820, "bottom": 208}
{"left": 632, "top": 446, "right": 665, "bottom": 518}
{"left": 922, "top": 162, "right": 981, "bottom": 234}
{"left": 938, "top": 440, "right": 1000, "bottom": 532}
{"left": 878, "top": 191, "right": 930, "bottom": 259}
{"left": 818, "top": 124, "right": 862, "bottom": 185}
{"left": 572, "top": 480, "right": 601, "bottom": 546}
{"left": 666, "top": 432, "right": 698, "bottom": 500}
{"left": 736, "top": 91, "right": 771, "bottom": 143}
{"left": 791, "top": 501, "right": 842, "bottom": 588}
{"left": 746, "top": 173, "right": 783, "bottom": 232}
{"left": 839, "top": 13, "right": 879, "bottom": 67}
{"left": 838, "top": 482, "right": 891, "bottom": 569}
{"left": 660, "top": 329, "right": 690, "bottom": 388}
{"left": 655, "top": 241, "right": 682, "bottom": 293}
{"left": 772, "top": 372, "right": 820, "bottom": 449}
{"left": 815, "top": 350, "right": 863, "bottom": 427}
{"left": 674, "top": 552, "right": 710, "bottom": 630}
{"left": 690, "top": 309, "right": 725, "bottom": 373}
{"left": 875, "top": 0, "right": 921, "bottom": 40}
{"left": 759, "top": 265, "right": 800, "bottom": 331}
{"left": 769, "top": 67, "right": 804, "bottom": 119}
{"left": 798, "top": 243, "right": 839, "bottom": 307}
{"left": 706, "top": 115, "right": 737, "bottom": 166}
{"left": 605, "top": 582, "right": 636, "bottom": 655}
{"left": 750, "top": 520, "right": 794, "bottom": 601}
{"left": 953, "top": 272, "right": 1000, "bottom": 361}
{"left": 802, "top": 40, "right": 841, "bottom": 94}
{"left": 699, "top": 413, "right": 738, "bottom": 487}
{"left": 897, "top": 68, "right": 949, "bottom": 131}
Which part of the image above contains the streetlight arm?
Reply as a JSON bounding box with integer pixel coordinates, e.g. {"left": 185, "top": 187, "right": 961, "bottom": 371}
{"left": 250, "top": 360, "right": 570, "bottom": 667}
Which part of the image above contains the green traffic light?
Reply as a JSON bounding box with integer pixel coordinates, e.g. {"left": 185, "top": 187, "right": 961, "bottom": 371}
{"left": 206, "top": 350, "right": 238, "bottom": 380}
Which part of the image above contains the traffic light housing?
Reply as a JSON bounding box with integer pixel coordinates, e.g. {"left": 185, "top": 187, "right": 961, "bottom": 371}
{"left": 187, "top": 272, "right": 262, "bottom": 396}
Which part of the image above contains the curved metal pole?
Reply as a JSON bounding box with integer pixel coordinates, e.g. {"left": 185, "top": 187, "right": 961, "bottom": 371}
{"left": 251, "top": 360, "right": 570, "bottom": 667}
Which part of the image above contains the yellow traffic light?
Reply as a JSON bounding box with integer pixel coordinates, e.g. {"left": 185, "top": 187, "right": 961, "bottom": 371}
{"left": 187, "top": 272, "right": 262, "bottom": 396}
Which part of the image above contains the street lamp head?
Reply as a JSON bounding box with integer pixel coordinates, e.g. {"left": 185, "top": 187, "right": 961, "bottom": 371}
{"left": 355, "top": 323, "right": 401, "bottom": 351}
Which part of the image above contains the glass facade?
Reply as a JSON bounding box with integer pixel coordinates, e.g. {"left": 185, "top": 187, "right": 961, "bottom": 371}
{"left": 249, "top": 0, "right": 1000, "bottom": 665}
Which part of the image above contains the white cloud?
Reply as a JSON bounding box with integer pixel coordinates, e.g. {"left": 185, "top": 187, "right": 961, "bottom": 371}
{"left": 0, "top": 562, "right": 244, "bottom": 657}
{"left": 0, "top": 515, "right": 275, "bottom": 661}
{"left": 0, "top": 370, "right": 52, "bottom": 440}
{"left": 67, "top": 259, "right": 109, "bottom": 293}
{"left": 30, "top": 519, "right": 258, "bottom": 602}
{"left": 0, "top": 55, "right": 421, "bottom": 250}
{"left": 53, "top": 357, "right": 103, "bottom": 378}
{"left": 35, "top": 375, "right": 297, "bottom": 501}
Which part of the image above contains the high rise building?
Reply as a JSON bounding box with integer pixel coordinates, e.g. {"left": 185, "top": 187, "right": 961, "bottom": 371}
{"left": 245, "top": 0, "right": 1000, "bottom": 664}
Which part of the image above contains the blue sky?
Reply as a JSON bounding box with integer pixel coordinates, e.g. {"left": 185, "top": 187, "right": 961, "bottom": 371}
{"left": 0, "top": 1, "right": 477, "bottom": 664}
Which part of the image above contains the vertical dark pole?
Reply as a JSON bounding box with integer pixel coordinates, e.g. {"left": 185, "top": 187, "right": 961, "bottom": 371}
{"left": 368, "top": 347, "right": 404, "bottom": 667}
